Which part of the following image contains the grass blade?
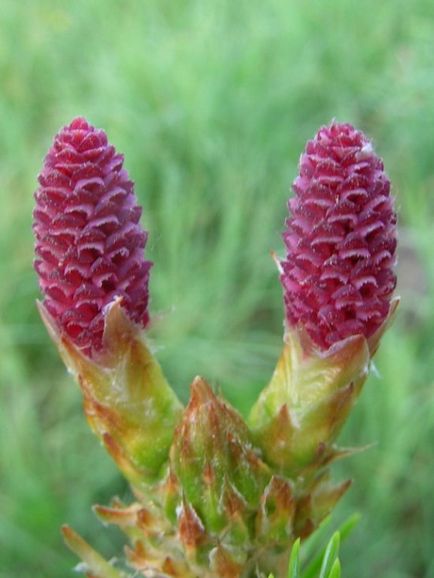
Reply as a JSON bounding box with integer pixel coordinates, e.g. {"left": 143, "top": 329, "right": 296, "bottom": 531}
{"left": 303, "top": 514, "right": 360, "bottom": 578}
{"left": 329, "top": 559, "right": 341, "bottom": 578}
{"left": 318, "top": 532, "right": 340, "bottom": 578}
{"left": 288, "top": 538, "right": 301, "bottom": 578}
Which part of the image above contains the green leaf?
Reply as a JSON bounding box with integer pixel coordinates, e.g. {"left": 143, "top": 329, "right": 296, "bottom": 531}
{"left": 288, "top": 538, "right": 301, "bottom": 578}
{"left": 329, "top": 559, "right": 341, "bottom": 578}
{"left": 61, "top": 525, "right": 123, "bottom": 578}
{"left": 318, "top": 532, "right": 340, "bottom": 578}
{"left": 338, "top": 512, "right": 361, "bottom": 542}
{"left": 303, "top": 514, "right": 360, "bottom": 578}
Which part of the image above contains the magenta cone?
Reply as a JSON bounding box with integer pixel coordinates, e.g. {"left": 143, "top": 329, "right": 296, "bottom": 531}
{"left": 281, "top": 122, "right": 397, "bottom": 350}
{"left": 33, "top": 117, "right": 152, "bottom": 357}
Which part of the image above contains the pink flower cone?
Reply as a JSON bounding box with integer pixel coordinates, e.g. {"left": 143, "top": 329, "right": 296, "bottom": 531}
{"left": 281, "top": 122, "right": 397, "bottom": 350}
{"left": 33, "top": 117, "right": 152, "bottom": 358}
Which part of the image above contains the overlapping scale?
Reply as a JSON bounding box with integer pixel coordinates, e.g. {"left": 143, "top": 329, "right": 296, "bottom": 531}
{"left": 33, "top": 117, "right": 152, "bottom": 357}
{"left": 281, "top": 122, "right": 397, "bottom": 350}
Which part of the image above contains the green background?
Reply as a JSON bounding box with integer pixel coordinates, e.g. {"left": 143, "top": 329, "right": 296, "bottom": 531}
{"left": 0, "top": 1, "right": 433, "bottom": 577}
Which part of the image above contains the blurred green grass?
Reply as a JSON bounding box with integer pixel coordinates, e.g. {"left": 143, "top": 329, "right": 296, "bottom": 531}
{"left": 0, "top": 1, "right": 433, "bottom": 576}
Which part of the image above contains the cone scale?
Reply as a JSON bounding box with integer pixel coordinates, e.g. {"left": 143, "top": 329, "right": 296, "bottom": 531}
{"left": 34, "top": 119, "right": 398, "bottom": 578}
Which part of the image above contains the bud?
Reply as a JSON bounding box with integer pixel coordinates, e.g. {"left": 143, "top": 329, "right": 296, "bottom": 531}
{"left": 33, "top": 117, "right": 152, "bottom": 358}
{"left": 249, "top": 122, "right": 398, "bottom": 483}
{"left": 169, "top": 377, "right": 273, "bottom": 574}
{"left": 280, "top": 121, "right": 397, "bottom": 351}
{"left": 34, "top": 118, "right": 182, "bottom": 485}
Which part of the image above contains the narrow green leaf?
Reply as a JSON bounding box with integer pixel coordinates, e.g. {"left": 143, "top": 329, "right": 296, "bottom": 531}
{"left": 328, "top": 559, "right": 341, "bottom": 578}
{"left": 288, "top": 538, "right": 301, "bottom": 578}
{"left": 303, "top": 514, "right": 359, "bottom": 578}
{"left": 61, "top": 525, "right": 123, "bottom": 578}
{"left": 319, "top": 533, "right": 340, "bottom": 578}
{"left": 338, "top": 512, "right": 361, "bottom": 542}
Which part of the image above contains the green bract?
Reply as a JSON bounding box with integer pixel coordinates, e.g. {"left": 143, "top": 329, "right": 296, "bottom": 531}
{"left": 38, "top": 295, "right": 397, "bottom": 578}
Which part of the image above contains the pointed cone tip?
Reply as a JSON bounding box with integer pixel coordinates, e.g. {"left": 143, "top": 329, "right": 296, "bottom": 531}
{"left": 189, "top": 376, "right": 216, "bottom": 405}
{"left": 102, "top": 297, "right": 139, "bottom": 351}
{"left": 61, "top": 524, "right": 89, "bottom": 556}
{"left": 61, "top": 524, "right": 74, "bottom": 540}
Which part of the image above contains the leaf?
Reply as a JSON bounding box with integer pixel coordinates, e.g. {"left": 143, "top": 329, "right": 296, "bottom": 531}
{"left": 288, "top": 538, "right": 301, "bottom": 578}
{"left": 318, "top": 532, "right": 340, "bottom": 578}
{"left": 249, "top": 331, "right": 370, "bottom": 476}
{"left": 61, "top": 525, "right": 123, "bottom": 578}
{"left": 302, "top": 514, "right": 360, "bottom": 578}
{"left": 328, "top": 559, "right": 341, "bottom": 578}
{"left": 338, "top": 512, "right": 361, "bottom": 542}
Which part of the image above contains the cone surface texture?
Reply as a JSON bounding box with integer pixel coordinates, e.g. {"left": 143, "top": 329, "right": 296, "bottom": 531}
{"left": 33, "top": 117, "right": 152, "bottom": 357}
{"left": 281, "top": 122, "right": 397, "bottom": 350}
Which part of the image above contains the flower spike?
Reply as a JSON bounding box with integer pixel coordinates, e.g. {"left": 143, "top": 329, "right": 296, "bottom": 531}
{"left": 281, "top": 122, "right": 397, "bottom": 351}
{"left": 33, "top": 117, "right": 152, "bottom": 358}
{"left": 34, "top": 118, "right": 182, "bottom": 486}
{"left": 250, "top": 122, "right": 398, "bottom": 485}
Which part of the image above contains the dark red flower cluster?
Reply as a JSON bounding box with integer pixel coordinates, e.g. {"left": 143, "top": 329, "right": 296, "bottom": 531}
{"left": 33, "top": 117, "right": 152, "bottom": 357}
{"left": 281, "top": 122, "right": 397, "bottom": 350}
